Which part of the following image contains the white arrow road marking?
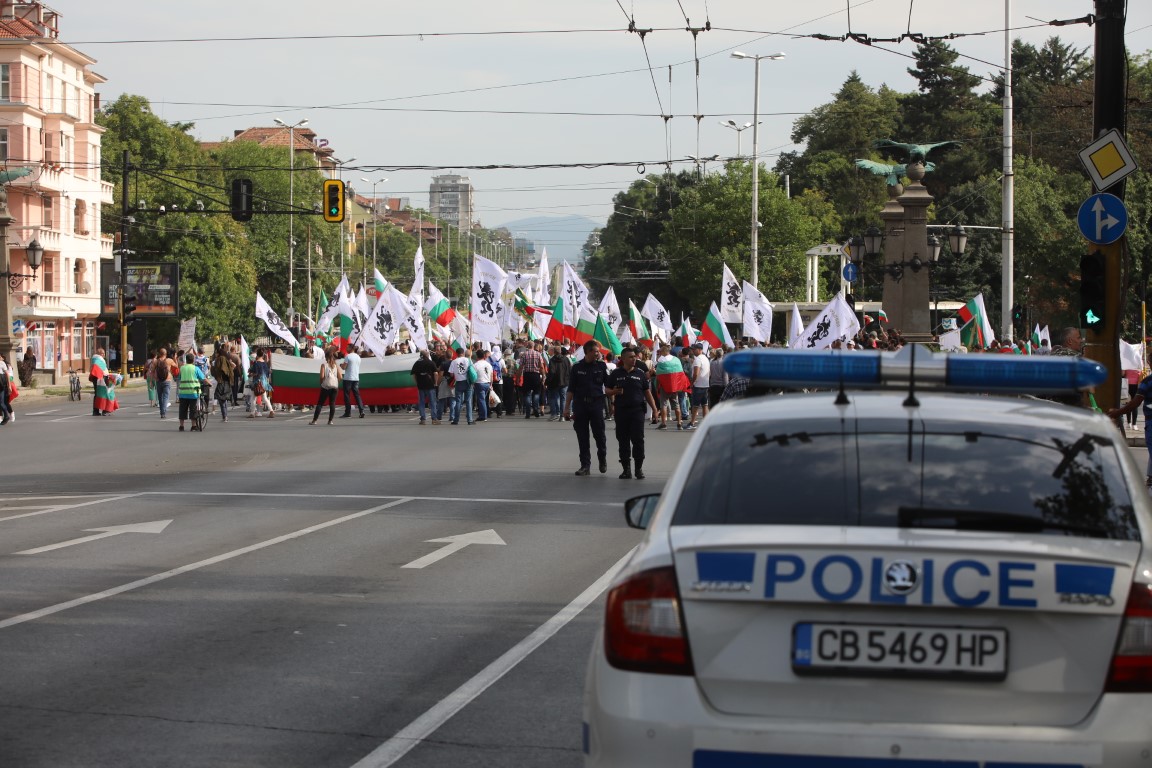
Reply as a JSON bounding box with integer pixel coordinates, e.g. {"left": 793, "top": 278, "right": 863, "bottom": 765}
{"left": 401, "top": 529, "right": 506, "bottom": 569}
{"left": 24, "top": 410, "right": 60, "bottom": 416}
{"left": 1093, "top": 198, "right": 1120, "bottom": 241}
{"left": 0, "top": 493, "right": 143, "bottom": 523}
{"left": 15, "top": 519, "right": 172, "bottom": 555}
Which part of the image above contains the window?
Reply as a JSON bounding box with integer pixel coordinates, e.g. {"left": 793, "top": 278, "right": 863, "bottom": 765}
{"left": 85, "top": 322, "right": 95, "bottom": 359}
{"left": 673, "top": 418, "right": 1139, "bottom": 541}
{"left": 0, "top": 128, "right": 8, "bottom": 162}
{"left": 0, "top": 64, "right": 9, "bottom": 101}
{"left": 41, "top": 255, "right": 54, "bottom": 292}
{"left": 42, "top": 194, "right": 53, "bottom": 228}
{"left": 71, "top": 323, "right": 82, "bottom": 357}
{"left": 43, "top": 322, "right": 55, "bottom": 366}
{"left": 74, "top": 199, "right": 87, "bottom": 234}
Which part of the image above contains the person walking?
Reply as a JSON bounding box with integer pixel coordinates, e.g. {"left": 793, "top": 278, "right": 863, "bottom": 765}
{"left": 248, "top": 348, "right": 273, "bottom": 418}
{"left": 564, "top": 340, "right": 609, "bottom": 476}
{"left": 607, "top": 347, "right": 658, "bottom": 479}
{"left": 547, "top": 345, "right": 572, "bottom": 422}
{"left": 340, "top": 347, "right": 366, "bottom": 419}
{"left": 448, "top": 347, "right": 474, "bottom": 426}
{"left": 708, "top": 347, "right": 727, "bottom": 409}
{"left": 1109, "top": 373, "right": 1152, "bottom": 490}
{"left": 145, "top": 351, "right": 158, "bottom": 408}
{"left": 0, "top": 352, "right": 13, "bottom": 425}
{"left": 473, "top": 349, "right": 494, "bottom": 422}
{"left": 309, "top": 348, "right": 342, "bottom": 425}
{"left": 18, "top": 346, "right": 35, "bottom": 388}
{"left": 210, "top": 345, "right": 235, "bottom": 422}
{"left": 519, "top": 341, "right": 546, "bottom": 419}
{"left": 410, "top": 348, "right": 441, "bottom": 425}
{"left": 688, "top": 343, "right": 710, "bottom": 429}
{"left": 153, "top": 348, "right": 178, "bottom": 420}
{"left": 176, "top": 352, "right": 206, "bottom": 432}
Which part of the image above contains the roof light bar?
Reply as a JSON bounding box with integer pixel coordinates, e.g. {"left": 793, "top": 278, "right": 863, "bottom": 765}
{"left": 723, "top": 347, "right": 1107, "bottom": 395}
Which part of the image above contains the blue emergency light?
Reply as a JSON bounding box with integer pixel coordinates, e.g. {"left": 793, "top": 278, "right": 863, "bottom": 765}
{"left": 723, "top": 346, "right": 1107, "bottom": 395}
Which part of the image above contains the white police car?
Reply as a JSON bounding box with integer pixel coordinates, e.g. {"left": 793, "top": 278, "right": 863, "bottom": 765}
{"left": 583, "top": 346, "right": 1152, "bottom": 767}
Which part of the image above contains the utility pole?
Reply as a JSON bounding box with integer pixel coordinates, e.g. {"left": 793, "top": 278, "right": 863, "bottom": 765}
{"left": 119, "top": 149, "right": 131, "bottom": 374}
{"left": 1086, "top": 0, "right": 1126, "bottom": 411}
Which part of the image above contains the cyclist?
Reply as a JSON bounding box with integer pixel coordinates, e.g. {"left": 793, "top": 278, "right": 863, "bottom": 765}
{"left": 176, "top": 352, "right": 206, "bottom": 432}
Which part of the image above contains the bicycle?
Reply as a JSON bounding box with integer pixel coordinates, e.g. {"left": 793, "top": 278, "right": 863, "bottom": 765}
{"left": 68, "top": 368, "right": 82, "bottom": 401}
{"left": 194, "top": 381, "right": 210, "bottom": 432}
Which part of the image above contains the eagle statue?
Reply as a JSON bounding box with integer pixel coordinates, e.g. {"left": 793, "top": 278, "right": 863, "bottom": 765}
{"left": 872, "top": 139, "right": 962, "bottom": 164}
{"left": 854, "top": 159, "right": 936, "bottom": 187}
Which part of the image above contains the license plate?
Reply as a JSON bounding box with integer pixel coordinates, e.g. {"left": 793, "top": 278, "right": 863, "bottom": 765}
{"left": 792, "top": 622, "right": 1008, "bottom": 679}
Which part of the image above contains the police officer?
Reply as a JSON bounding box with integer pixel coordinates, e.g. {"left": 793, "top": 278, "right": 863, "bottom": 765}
{"left": 607, "top": 346, "right": 658, "bottom": 479}
{"left": 564, "top": 340, "right": 609, "bottom": 476}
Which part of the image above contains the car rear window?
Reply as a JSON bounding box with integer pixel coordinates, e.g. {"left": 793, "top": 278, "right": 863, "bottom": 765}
{"left": 673, "top": 418, "right": 1139, "bottom": 540}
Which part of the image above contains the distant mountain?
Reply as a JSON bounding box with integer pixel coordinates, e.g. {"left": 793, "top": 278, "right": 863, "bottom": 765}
{"left": 489, "top": 215, "right": 601, "bottom": 265}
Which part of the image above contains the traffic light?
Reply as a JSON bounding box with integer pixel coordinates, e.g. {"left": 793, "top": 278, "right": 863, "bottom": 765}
{"left": 1080, "top": 251, "right": 1106, "bottom": 331}
{"left": 122, "top": 294, "right": 137, "bottom": 322}
{"left": 230, "top": 178, "right": 253, "bottom": 222}
{"left": 323, "top": 179, "right": 345, "bottom": 223}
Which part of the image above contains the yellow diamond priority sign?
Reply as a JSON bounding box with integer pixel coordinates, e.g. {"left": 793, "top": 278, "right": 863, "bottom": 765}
{"left": 1078, "top": 129, "right": 1138, "bottom": 191}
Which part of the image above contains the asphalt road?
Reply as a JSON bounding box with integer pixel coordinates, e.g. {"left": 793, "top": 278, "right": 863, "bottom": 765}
{"left": 0, "top": 388, "right": 692, "bottom": 767}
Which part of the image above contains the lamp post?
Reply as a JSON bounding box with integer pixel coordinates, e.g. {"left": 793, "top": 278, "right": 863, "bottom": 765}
{"left": 273, "top": 117, "right": 308, "bottom": 321}
{"left": 731, "top": 51, "right": 785, "bottom": 289}
{"left": 719, "top": 120, "right": 756, "bottom": 157}
{"left": 360, "top": 177, "right": 388, "bottom": 279}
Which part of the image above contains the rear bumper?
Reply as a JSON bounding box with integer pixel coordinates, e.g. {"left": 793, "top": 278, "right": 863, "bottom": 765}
{"left": 583, "top": 642, "right": 1152, "bottom": 768}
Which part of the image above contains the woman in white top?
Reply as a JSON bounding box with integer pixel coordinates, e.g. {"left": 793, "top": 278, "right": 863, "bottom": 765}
{"left": 309, "top": 347, "right": 342, "bottom": 425}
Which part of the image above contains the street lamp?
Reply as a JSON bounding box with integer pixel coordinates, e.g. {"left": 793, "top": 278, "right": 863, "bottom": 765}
{"left": 273, "top": 117, "right": 308, "bottom": 321}
{"left": 360, "top": 177, "right": 388, "bottom": 278}
{"left": 2, "top": 238, "right": 42, "bottom": 290}
{"left": 731, "top": 50, "right": 785, "bottom": 289}
{"left": 719, "top": 120, "right": 757, "bottom": 157}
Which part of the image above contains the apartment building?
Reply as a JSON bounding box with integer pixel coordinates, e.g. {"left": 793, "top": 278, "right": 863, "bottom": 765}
{"left": 0, "top": 0, "right": 113, "bottom": 380}
{"left": 429, "top": 174, "right": 474, "bottom": 232}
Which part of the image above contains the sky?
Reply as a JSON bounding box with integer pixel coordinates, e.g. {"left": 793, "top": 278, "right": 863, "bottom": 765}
{"left": 55, "top": 1, "right": 1152, "bottom": 256}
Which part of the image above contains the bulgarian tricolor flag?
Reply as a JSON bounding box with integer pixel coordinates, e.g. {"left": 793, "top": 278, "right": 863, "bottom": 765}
{"left": 957, "top": 293, "right": 995, "bottom": 350}
{"left": 697, "top": 301, "right": 734, "bottom": 349}
{"left": 628, "top": 299, "right": 653, "bottom": 349}
{"left": 878, "top": 309, "right": 889, "bottom": 324}
{"left": 424, "top": 282, "right": 456, "bottom": 326}
{"left": 594, "top": 313, "right": 623, "bottom": 355}
{"left": 655, "top": 356, "right": 690, "bottom": 393}
{"left": 675, "top": 316, "right": 696, "bottom": 347}
{"left": 572, "top": 304, "right": 598, "bottom": 345}
{"left": 546, "top": 295, "right": 568, "bottom": 341}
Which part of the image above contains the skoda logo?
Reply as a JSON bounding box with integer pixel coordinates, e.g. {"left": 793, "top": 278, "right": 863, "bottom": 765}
{"left": 884, "top": 560, "right": 919, "bottom": 595}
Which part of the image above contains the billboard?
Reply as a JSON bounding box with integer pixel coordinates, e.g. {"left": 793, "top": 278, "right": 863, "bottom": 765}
{"left": 101, "top": 262, "right": 180, "bottom": 318}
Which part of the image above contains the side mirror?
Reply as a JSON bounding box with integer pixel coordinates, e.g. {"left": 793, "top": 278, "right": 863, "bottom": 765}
{"left": 624, "top": 494, "right": 660, "bottom": 530}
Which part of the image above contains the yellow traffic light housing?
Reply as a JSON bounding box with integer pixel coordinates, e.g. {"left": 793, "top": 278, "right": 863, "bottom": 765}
{"left": 323, "top": 179, "right": 345, "bottom": 223}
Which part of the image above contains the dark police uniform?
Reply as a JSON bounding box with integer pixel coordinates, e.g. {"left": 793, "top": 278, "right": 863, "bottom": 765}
{"left": 569, "top": 357, "right": 609, "bottom": 471}
{"left": 608, "top": 362, "right": 650, "bottom": 473}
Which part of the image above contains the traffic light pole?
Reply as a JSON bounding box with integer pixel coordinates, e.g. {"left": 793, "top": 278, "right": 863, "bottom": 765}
{"left": 1086, "top": 0, "right": 1126, "bottom": 411}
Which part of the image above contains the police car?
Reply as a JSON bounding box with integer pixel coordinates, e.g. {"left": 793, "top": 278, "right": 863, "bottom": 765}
{"left": 583, "top": 346, "right": 1152, "bottom": 767}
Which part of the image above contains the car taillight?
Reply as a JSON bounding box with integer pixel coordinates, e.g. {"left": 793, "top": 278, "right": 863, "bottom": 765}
{"left": 1105, "top": 582, "right": 1152, "bottom": 692}
{"left": 604, "top": 566, "right": 694, "bottom": 676}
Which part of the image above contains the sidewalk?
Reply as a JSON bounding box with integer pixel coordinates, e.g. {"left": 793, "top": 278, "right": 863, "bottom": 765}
{"left": 13, "top": 378, "right": 148, "bottom": 404}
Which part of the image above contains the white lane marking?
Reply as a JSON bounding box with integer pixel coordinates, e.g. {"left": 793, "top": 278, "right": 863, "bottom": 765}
{"left": 7, "top": 496, "right": 109, "bottom": 502}
{"left": 351, "top": 546, "right": 635, "bottom": 768}
{"left": 0, "top": 498, "right": 413, "bottom": 631}
{"left": 23, "top": 410, "right": 61, "bottom": 416}
{"left": 401, "top": 529, "right": 506, "bottom": 569}
{"left": 14, "top": 519, "right": 173, "bottom": 555}
{"left": 47, "top": 414, "right": 90, "bottom": 422}
{"left": 0, "top": 494, "right": 143, "bottom": 523}
{"left": 142, "top": 491, "right": 612, "bottom": 507}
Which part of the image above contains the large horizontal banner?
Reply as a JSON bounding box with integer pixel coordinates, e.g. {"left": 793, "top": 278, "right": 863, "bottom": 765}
{"left": 101, "top": 262, "right": 181, "bottom": 318}
{"left": 270, "top": 352, "right": 418, "bottom": 407}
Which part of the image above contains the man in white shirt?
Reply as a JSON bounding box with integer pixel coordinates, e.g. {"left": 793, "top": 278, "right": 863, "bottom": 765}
{"left": 688, "top": 343, "right": 710, "bottom": 429}
{"left": 340, "top": 348, "right": 365, "bottom": 419}
{"left": 473, "top": 349, "right": 494, "bottom": 422}
{"left": 449, "top": 347, "right": 474, "bottom": 425}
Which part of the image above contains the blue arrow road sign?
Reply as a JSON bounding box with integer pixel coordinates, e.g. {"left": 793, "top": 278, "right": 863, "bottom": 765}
{"left": 1077, "top": 193, "right": 1128, "bottom": 245}
{"left": 11, "top": 319, "right": 24, "bottom": 334}
{"left": 842, "top": 263, "right": 859, "bottom": 283}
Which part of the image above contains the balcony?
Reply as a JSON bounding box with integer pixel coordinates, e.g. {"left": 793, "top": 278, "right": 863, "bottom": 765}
{"left": 99, "top": 179, "right": 113, "bottom": 204}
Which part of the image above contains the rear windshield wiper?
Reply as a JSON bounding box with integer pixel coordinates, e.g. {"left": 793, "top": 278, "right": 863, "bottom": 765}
{"left": 898, "top": 507, "right": 1110, "bottom": 537}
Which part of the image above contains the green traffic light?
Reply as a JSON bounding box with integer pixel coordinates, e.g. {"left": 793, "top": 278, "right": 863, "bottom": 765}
{"left": 1085, "top": 310, "right": 1101, "bottom": 325}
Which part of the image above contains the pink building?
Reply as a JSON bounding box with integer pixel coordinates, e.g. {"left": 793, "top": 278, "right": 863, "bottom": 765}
{"left": 1, "top": 1, "right": 113, "bottom": 380}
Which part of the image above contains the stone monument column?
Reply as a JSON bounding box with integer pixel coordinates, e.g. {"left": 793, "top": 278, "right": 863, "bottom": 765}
{"left": 887, "top": 162, "right": 934, "bottom": 341}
